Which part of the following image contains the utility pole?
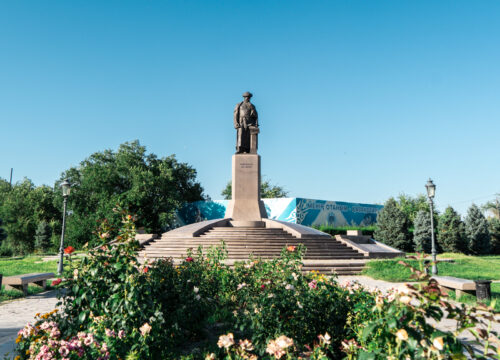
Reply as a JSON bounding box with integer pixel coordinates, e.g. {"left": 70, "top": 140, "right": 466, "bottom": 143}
{"left": 9, "top": 168, "right": 13, "bottom": 187}
{"left": 496, "top": 195, "right": 500, "bottom": 219}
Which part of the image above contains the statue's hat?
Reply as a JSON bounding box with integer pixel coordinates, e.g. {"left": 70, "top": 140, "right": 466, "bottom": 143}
{"left": 242, "top": 91, "right": 253, "bottom": 98}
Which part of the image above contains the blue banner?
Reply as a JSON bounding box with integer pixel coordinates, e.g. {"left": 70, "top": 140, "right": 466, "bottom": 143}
{"left": 175, "top": 198, "right": 382, "bottom": 227}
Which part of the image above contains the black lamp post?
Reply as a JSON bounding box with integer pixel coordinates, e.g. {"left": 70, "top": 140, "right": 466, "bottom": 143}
{"left": 425, "top": 178, "right": 437, "bottom": 275}
{"left": 58, "top": 179, "right": 71, "bottom": 275}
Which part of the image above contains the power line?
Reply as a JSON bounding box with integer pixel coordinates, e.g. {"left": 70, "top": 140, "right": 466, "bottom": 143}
{"left": 448, "top": 193, "right": 498, "bottom": 205}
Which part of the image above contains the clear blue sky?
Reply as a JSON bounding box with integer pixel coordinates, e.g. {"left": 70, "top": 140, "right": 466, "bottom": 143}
{"left": 1, "top": 1, "right": 499, "bottom": 216}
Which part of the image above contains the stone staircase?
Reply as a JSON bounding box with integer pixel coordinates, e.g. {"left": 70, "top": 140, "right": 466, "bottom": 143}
{"left": 139, "top": 226, "right": 367, "bottom": 275}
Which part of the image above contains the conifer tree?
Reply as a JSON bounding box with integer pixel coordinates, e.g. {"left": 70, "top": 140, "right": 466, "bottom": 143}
{"left": 488, "top": 217, "right": 500, "bottom": 255}
{"left": 413, "top": 210, "right": 432, "bottom": 253}
{"left": 374, "top": 198, "right": 412, "bottom": 251}
{"left": 0, "top": 218, "right": 6, "bottom": 245}
{"left": 465, "top": 204, "right": 490, "bottom": 255}
{"left": 34, "top": 221, "right": 52, "bottom": 253}
{"left": 437, "top": 206, "right": 466, "bottom": 253}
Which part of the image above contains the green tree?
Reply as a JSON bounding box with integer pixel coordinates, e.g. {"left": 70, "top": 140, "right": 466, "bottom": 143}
{"left": 57, "top": 140, "right": 204, "bottom": 247}
{"left": 464, "top": 204, "right": 490, "bottom": 255}
{"left": 0, "top": 179, "right": 59, "bottom": 254}
{"left": 374, "top": 197, "right": 412, "bottom": 252}
{"left": 34, "top": 221, "right": 52, "bottom": 253}
{"left": 488, "top": 217, "right": 500, "bottom": 254}
{"left": 0, "top": 218, "right": 7, "bottom": 244}
{"left": 221, "top": 179, "right": 289, "bottom": 200}
{"left": 396, "top": 193, "right": 430, "bottom": 224}
{"left": 482, "top": 195, "right": 500, "bottom": 219}
{"left": 413, "top": 210, "right": 433, "bottom": 253}
{"left": 437, "top": 206, "right": 466, "bottom": 253}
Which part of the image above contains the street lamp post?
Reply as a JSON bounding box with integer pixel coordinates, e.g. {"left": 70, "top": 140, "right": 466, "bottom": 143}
{"left": 425, "top": 178, "right": 437, "bottom": 275}
{"left": 58, "top": 179, "right": 71, "bottom": 275}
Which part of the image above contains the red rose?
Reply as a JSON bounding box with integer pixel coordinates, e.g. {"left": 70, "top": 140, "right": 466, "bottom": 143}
{"left": 261, "top": 284, "right": 265, "bottom": 289}
{"left": 185, "top": 257, "right": 194, "bottom": 262}
{"left": 64, "top": 246, "right": 75, "bottom": 254}
{"left": 143, "top": 266, "right": 149, "bottom": 273}
{"left": 52, "top": 278, "right": 62, "bottom": 286}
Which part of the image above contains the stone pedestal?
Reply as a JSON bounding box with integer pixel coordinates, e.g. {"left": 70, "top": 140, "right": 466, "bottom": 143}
{"left": 249, "top": 127, "right": 259, "bottom": 154}
{"left": 225, "top": 154, "right": 267, "bottom": 227}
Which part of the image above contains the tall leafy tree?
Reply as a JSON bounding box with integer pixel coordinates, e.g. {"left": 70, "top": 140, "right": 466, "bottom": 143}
{"left": 0, "top": 218, "right": 7, "bottom": 244}
{"left": 488, "top": 217, "right": 500, "bottom": 255}
{"left": 482, "top": 195, "right": 499, "bottom": 219}
{"left": 374, "top": 197, "right": 412, "bottom": 252}
{"left": 0, "top": 179, "right": 59, "bottom": 254}
{"left": 465, "top": 204, "right": 491, "bottom": 255}
{"left": 413, "top": 210, "right": 432, "bottom": 253}
{"left": 221, "top": 179, "right": 289, "bottom": 200}
{"left": 437, "top": 206, "right": 466, "bottom": 253}
{"left": 396, "top": 193, "right": 430, "bottom": 224}
{"left": 34, "top": 221, "right": 52, "bottom": 253}
{"left": 57, "top": 140, "right": 204, "bottom": 247}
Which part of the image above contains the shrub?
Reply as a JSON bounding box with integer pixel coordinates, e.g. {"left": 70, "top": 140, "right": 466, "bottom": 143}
{"left": 413, "top": 210, "right": 433, "bottom": 253}
{"left": 229, "top": 246, "right": 349, "bottom": 357}
{"left": 489, "top": 217, "right": 500, "bottom": 254}
{"left": 374, "top": 198, "right": 412, "bottom": 251}
{"left": 437, "top": 206, "right": 467, "bottom": 253}
{"left": 34, "top": 221, "right": 52, "bottom": 253}
{"left": 465, "top": 204, "right": 491, "bottom": 255}
{"left": 15, "top": 210, "right": 500, "bottom": 360}
{"left": 26, "top": 209, "right": 211, "bottom": 359}
{"left": 0, "top": 243, "right": 13, "bottom": 257}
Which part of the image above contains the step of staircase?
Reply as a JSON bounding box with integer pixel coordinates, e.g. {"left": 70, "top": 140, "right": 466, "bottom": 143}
{"left": 139, "top": 225, "right": 367, "bottom": 274}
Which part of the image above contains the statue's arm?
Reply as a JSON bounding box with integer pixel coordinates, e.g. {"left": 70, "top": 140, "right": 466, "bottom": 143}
{"left": 233, "top": 104, "right": 240, "bottom": 128}
{"left": 252, "top": 105, "right": 258, "bottom": 127}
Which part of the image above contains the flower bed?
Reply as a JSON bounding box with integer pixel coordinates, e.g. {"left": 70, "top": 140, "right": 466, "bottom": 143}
{"left": 14, "top": 210, "right": 500, "bottom": 359}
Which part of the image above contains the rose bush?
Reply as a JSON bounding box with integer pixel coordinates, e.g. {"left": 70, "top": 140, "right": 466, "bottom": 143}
{"left": 14, "top": 210, "right": 500, "bottom": 359}
{"left": 229, "top": 246, "right": 349, "bottom": 357}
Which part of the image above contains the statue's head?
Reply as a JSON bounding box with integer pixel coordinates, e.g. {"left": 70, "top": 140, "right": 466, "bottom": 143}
{"left": 242, "top": 91, "right": 253, "bottom": 101}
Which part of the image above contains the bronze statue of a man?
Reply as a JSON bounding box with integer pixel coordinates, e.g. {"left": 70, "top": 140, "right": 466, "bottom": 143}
{"left": 234, "top": 92, "right": 258, "bottom": 154}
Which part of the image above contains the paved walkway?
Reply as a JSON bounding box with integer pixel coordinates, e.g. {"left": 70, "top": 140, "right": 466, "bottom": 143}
{"left": 0, "top": 290, "right": 60, "bottom": 358}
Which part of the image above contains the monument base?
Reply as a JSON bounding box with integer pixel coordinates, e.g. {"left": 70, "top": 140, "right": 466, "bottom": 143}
{"left": 230, "top": 220, "right": 265, "bottom": 228}
{"left": 224, "top": 154, "right": 268, "bottom": 226}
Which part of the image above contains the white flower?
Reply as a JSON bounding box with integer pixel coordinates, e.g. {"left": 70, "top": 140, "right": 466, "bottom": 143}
{"left": 396, "top": 329, "right": 408, "bottom": 341}
{"left": 276, "top": 335, "right": 294, "bottom": 349}
{"left": 193, "top": 286, "right": 199, "bottom": 293}
{"left": 73, "top": 269, "right": 79, "bottom": 280}
{"left": 237, "top": 283, "right": 247, "bottom": 290}
{"left": 399, "top": 284, "right": 411, "bottom": 294}
{"left": 433, "top": 337, "right": 444, "bottom": 350}
{"left": 267, "top": 293, "right": 275, "bottom": 298}
{"left": 399, "top": 295, "right": 411, "bottom": 304}
{"left": 285, "top": 284, "right": 294, "bottom": 291}
{"left": 139, "top": 323, "right": 152, "bottom": 336}
{"left": 195, "top": 294, "right": 201, "bottom": 300}
{"left": 239, "top": 339, "right": 254, "bottom": 351}
{"left": 297, "top": 301, "right": 303, "bottom": 309}
{"left": 318, "top": 332, "right": 331, "bottom": 345}
{"left": 291, "top": 273, "right": 298, "bottom": 281}
{"left": 217, "top": 333, "right": 234, "bottom": 349}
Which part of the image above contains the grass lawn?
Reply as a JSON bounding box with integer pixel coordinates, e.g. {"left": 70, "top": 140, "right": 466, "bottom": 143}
{"left": 0, "top": 256, "right": 60, "bottom": 302}
{"left": 0, "top": 256, "right": 59, "bottom": 276}
{"left": 362, "top": 253, "right": 500, "bottom": 282}
{"left": 447, "top": 283, "right": 500, "bottom": 311}
{"left": 0, "top": 284, "right": 50, "bottom": 302}
{"left": 363, "top": 253, "right": 500, "bottom": 311}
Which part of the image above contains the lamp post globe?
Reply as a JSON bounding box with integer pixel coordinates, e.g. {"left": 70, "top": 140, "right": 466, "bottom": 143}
{"left": 58, "top": 179, "right": 71, "bottom": 275}
{"left": 425, "top": 178, "right": 437, "bottom": 275}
